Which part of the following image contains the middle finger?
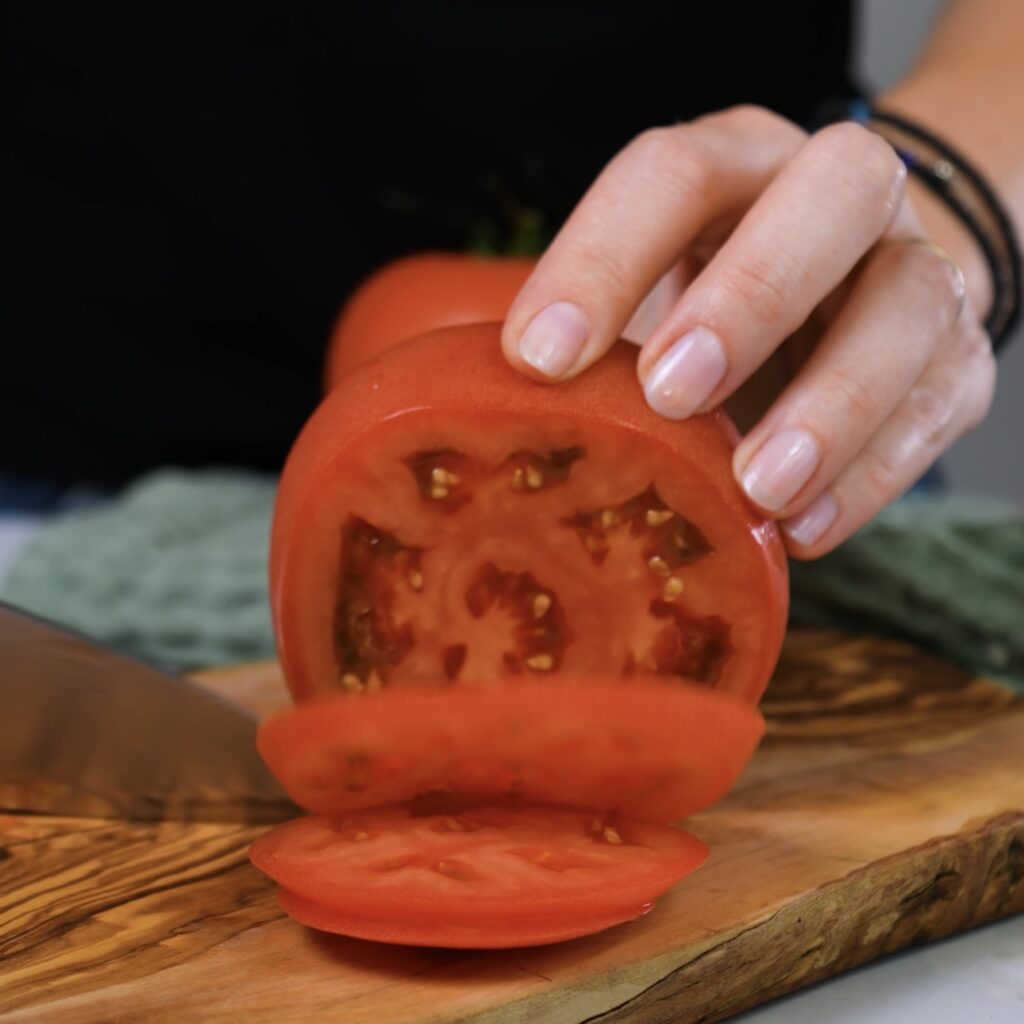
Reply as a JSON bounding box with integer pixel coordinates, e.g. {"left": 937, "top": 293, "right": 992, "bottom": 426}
{"left": 639, "top": 121, "right": 908, "bottom": 419}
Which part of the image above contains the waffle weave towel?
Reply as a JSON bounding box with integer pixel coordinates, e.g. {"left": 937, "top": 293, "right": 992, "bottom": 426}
{"left": 2, "top": 468, "right": 1021, "bottom": 693}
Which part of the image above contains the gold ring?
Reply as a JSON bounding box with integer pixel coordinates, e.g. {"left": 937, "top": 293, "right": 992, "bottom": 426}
{"left": 892, "top": 237, "right": 967, "bottom": 324}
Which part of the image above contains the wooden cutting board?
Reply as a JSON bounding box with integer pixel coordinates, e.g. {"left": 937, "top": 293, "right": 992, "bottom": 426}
{"left": 2, "top": 630, "right": 1022, "bottom": 1024}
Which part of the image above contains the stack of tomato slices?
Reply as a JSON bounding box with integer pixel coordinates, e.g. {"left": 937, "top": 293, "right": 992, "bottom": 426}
{"left": 253, "top": 315, "right": 787, "bottom": 949}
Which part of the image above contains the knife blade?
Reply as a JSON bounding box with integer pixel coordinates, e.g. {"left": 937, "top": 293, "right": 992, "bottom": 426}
{"left": 0, "top": 600, "right": 298, "bottom": 823}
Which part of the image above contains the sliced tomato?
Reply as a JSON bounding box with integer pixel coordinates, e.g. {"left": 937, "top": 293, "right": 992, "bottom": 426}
{"left": 324, "top": 253, "right": 535, "bottom": 387}
{"left": 273, "top": 322, "right": 787, "bottom": 705}
{"left": 258, "top": 680, "right": 764, "bottom": 823}
{"left": 251, "top": 805, "right": 707, "bottom": 948}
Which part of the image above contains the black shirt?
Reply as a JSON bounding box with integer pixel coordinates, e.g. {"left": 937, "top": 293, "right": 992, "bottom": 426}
{"left": 3, "top": 2, "right": 855, "bottom": 486}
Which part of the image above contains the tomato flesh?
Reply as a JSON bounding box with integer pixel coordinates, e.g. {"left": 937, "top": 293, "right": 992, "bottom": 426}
{"left": 252, "top": 680, "right": 761, "bottom": 946}
{"left": 259, "top": 681, "right": 763, "bottom": 824}
{"left": 251, "top": 805, "right": 706, "bottom": 949}
{"left": 272, "top": 324, "right": 788, "bottom": 706}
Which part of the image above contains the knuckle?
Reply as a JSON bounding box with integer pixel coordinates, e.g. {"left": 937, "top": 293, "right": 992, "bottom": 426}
{"left": 717, "top": 103, "right": 792, "bottom": 135}
{"left": 963, "top": 335, "right": 998, "bottom": 429}
{"left": 938, "top": 322, "right": 996, "bottom": 432}
{"left": 858, "top": 443, "right": 903, "bottom": 500}
{"left": 565, "top": 239, "right": 634, "bottom": 298}
{"left": 824, "top": 368, "right": 879, "bottom": 427}
{"left": 719, "top": 255, "right": 791, "bottom": 324}
{"left": 628, "top": 125, "right": 716, "bottom": 199}
{"left": 904, "top": 380, "right": 956, "bottom": 447}
{"left": 901, "top": 245, "right": 965, "bottom": 327}
{"left": 813, "top": 121, "right": 906, "bottom": 211}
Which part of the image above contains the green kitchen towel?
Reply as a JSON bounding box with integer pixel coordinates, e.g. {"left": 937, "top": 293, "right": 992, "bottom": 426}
{"left": 2, "top": 468, "right": 1022, "bottom": 691}
{"left": 1, "top": 469, "right": 279, "bottom": 670}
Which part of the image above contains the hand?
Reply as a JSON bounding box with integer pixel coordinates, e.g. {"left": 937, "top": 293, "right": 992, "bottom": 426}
{"left": 500, "top": 106, "right": 996, "bottom": 558}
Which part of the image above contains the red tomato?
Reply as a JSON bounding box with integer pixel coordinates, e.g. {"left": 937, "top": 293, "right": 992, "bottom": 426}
{"left": 324, "top": 253, "right": 535, "bottom": 387}
{"left": 258, "top": 681, "right": 764, "bottom": 823}
{"left": 272, "top": 322, "right": 787, "bottom": 705}
{"left": 251, "top": 804, "right": 708, "bottom": 948}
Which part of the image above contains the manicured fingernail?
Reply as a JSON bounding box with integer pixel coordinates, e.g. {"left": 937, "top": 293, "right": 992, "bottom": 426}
{"left": 517, "top": 302, "right": 589, "bottom": 378}
{"left": 741, "top": 428, "right": 820, "bottom": 512}
{"left": 643, "top": 327, "right": 728, "bottom": 419}
{"left": 783, "top": 491, "right": 839, "bottom": 547}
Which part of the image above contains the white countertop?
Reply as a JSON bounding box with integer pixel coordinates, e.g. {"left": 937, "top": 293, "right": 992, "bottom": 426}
{"left": 1, "top": 515, "right": 1020, "bottom": 1022}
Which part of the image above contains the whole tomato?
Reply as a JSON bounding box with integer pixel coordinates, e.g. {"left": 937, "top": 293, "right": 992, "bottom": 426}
{"left": 324, "top": 252, "right": 535, "bottom": 388}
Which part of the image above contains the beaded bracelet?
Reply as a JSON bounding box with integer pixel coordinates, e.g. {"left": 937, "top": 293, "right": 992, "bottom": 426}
{"left": 819, "top": 99, "right": 1022, "bottom": 351}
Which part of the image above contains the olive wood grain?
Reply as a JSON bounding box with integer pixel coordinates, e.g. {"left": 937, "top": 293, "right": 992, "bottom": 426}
{"left": 1, "top": 631, "right": 1021, "bottom": 1024}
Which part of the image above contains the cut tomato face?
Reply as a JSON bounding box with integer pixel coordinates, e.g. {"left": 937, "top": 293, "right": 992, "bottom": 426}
{"left": 324, "top": 253, "right": 535, "bottom": 387}
{"left": 273, "top": 322, "right": 788, "bottom": 705}
{"left": 258, "top": 680, "right": 764, "bottom": 823}
{"left": 251, "top": 805, "right": 707, "bottom": 948}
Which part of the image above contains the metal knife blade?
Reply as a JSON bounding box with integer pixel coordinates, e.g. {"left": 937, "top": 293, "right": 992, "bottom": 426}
{"left": 0, "top": 600, "right": 298, "bottom": 823}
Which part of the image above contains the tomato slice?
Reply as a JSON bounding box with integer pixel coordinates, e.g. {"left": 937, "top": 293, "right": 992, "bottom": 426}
{"left": 273, "top": 322, "right": 788, "bottom": 705}
{"left": 258, "top": 680, "right": 764, "bottom": 823}
{"left": 325, "top": 254, "right": 536, "bottom": 387}
{"left": 251, "top": 805, "right": 707, "bottom": 948}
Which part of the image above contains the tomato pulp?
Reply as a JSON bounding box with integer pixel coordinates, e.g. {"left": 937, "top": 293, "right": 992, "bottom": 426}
{"left": 253, "top": 804, "right": 708, "bottom": 948}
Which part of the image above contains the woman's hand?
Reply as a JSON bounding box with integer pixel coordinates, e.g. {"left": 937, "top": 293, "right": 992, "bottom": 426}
{"left": 500, "top": 106, "right": 996, "bottom": 558}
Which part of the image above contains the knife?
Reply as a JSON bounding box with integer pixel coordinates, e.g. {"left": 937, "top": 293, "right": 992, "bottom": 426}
{"left": 0, "top": 600, "right": 298, "bottom": 823}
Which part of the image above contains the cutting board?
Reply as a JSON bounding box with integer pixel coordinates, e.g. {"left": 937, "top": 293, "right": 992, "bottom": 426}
{"left": 2, "top": 630, "right": 1022, "bottom": 1024}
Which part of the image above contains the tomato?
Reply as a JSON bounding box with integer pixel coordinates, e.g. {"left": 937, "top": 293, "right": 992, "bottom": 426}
{"left": 272, "top": 322, "right": 787, "bottom": 705}
{"left": 324, "top": 253, "right": 535, "bottom": 387}
{"left": 258, "top": 681, "right": 764, "bottom": 823}
{"left": 251, "top": 804, "right": 708, "bottom": 948}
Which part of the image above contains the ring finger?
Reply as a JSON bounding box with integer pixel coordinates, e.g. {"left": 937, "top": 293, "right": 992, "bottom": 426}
{"left": 781, "top": 314, "right": 996, "bottom": 556}
{"left": 732, "top": 235, "right": 967, "bottom": 518}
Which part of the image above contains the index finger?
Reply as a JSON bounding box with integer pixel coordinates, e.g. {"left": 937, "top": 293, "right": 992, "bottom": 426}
{"left": 501, "top": 106, "right": 806, "bottom": 381}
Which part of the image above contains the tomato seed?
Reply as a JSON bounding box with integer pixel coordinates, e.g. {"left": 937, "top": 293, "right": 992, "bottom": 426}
{"left": 510, "top": 467, "right": 527, "bottom": 492}
{"left": 525, "top": 653, "right": 554, "bottom": 671}
{"left": 603, "top": 826, "right": 623, "bottom": 845}
{"left": 532, "top": 593, "right": 552, "bottom": 619}
{"left": 525, "top": 465, "right": 545, "bottom": 489}
{"left": 662, "top": 577, "right": 685, "bottom": 601}
{"left": 647, "top": 556, "right": 670, "bottom": 577}
{"left": 341, "top": 673, "right": 365, "bottom": 693}
{"left": 645, "top": 508, "right": 674, "bottom": 527}
{"left": 407, "top": 569, "right": 424, "bottom": 591}
{"left": 432, "top": 859, "right": 481, "bottom": 882}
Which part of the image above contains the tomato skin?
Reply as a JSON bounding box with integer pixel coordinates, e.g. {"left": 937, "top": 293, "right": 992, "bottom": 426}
{"left": 251, "top": 805, "right": 708, "bottom": 949}
{"left": 271, "top": 322, "right": 788, "bottom": 704}
{"left": 324, "top": 253, "right": 535, "bottom": 387}
{"left": 258, "top": 681, "right": 764, "bottom": 824}
{"left": 275, "top": 889, "right": 657, "bottom": 948}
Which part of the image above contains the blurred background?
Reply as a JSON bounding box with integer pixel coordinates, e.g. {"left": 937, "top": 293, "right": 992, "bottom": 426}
{"left": 859, "top": 0, "right": 1024, "bottom": 499}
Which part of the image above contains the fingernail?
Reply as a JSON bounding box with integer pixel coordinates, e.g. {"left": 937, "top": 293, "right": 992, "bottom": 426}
{"left": 783, "top": 491, "right": 839, "bottom": 547}
{"left": 643, "top": 327, "right": 728, "bottom": 419}
{"left": 741, "top": 428, "right": 820, "bottom": 512}
{"left": 517, "top": 302, "right": 589, "bottom": 378}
